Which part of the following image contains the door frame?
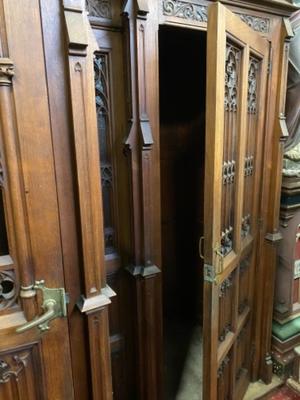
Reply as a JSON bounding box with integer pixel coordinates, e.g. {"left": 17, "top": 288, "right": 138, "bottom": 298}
{"left": 122, "top": 0, "right": 293, "bottom": 398}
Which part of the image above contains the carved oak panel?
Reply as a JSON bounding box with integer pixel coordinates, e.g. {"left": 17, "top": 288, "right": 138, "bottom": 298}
{"left": 218, "top": 272, "right": 236, "bottom": 343}
{"left": 217, "top": 349, "right": 233, "bottom": 399}
{"left": 0, "top": 345, "right": 44, "bottom": 399}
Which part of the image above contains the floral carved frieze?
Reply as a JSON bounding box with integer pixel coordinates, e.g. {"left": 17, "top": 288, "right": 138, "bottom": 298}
{"left": 86, "top": 0, "right": 112, "bottom": 19}
{"left": 0, "top": 351, "right": 30, "bottom": 383}
{"left": 237, "top": 13, "right": 270, "bottom": 33}
{"left": 162, "top": 0, "right": 208, "bottom": 22}
{"left": 162, "top": 1, "right": 270, "bottom": 33}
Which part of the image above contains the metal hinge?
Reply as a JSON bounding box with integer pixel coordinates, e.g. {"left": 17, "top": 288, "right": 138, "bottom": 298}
{"left": 204, "top": 264, "right": 216, "bottom": 283}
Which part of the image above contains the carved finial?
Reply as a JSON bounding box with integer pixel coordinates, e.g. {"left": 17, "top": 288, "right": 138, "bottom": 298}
{"left": 0, "top": 58, "right": 14, "bottom": 86}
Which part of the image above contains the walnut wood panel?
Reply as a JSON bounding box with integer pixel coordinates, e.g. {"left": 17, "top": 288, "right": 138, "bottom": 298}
{"left": 0, "top": 0, "right": 75, "bottom": 399}
{"left": 0, "top": 344, "right": 45, "bottom": 400}
{"left": 39, "top": 1, "right": 90, "bottom": 398}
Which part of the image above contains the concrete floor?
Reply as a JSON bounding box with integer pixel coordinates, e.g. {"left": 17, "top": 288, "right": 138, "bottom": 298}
{"left": 164, "top": 320, "right": 282, "bottom": 400}
{"left": 243, "top": 376, "right": 283, "bottom": 400}
{"left": 164, "top": 321, "right": 202, "bottom": 400}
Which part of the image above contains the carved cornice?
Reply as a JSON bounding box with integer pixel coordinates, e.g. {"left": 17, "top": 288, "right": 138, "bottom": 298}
{"left": 126, "top": 263, "right": 161, "bottom": 278}
{"left": 0, "top": 351, "right": 30, "bottom": 383}
{"left": 162, "top": 0, "right": 208, "bottom": 22}
{"left": 0, "top": 58, "right": 14, "bottom": 86}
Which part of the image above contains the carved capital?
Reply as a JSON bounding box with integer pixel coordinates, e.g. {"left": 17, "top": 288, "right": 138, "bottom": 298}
{"left": 0, "top": 58, "right": 14, "bottom": 86}
{"left": 137, "top": 0, "right": 149, "bottom": 19}
{"left": 265, "top": 231, "right": 283, "bottom": 243}
{"left": 126, "top": 262, "right": 161, "bottom": 278}
{"left": 77, "top": 285, "right": 115, "bottom": 313}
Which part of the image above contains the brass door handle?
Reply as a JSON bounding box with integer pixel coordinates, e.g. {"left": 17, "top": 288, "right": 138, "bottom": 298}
{"left": 16, "top": 299, "right": 56, "bottom": 333}
{"left": 199, "top": 236, "right": 204, "bottom": 259}
{"left": 16, "top": 280, "right": 67, "bottom": 334}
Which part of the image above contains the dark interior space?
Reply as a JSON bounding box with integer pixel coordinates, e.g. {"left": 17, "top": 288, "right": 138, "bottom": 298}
{"left": 0, "top": 191, "right": 9, "bottom": 256}
{"left": 159, "top": 26, "right": 206, "bottom": 398}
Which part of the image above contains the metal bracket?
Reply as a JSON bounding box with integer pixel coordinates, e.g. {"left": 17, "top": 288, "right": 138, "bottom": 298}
{"left": 16, "top": 280, "right": 67, "bottom": 334}
{"left": 204, "top": 264, "right": 216, "bottom": 283}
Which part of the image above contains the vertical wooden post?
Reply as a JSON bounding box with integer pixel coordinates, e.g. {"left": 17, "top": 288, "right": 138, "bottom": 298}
{"left": 62, "top": 1, "right": 114, "bottom": 398}
{"left": 123, "top": 0, "right": 163, "bottom": 398}
{"left": 258, "top": 18, "right": 294, "bottom": 383}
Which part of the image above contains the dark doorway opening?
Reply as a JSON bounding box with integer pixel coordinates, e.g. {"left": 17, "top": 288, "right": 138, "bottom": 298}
{"left": 159, "top": 26, "right": 207, "bottom": 399}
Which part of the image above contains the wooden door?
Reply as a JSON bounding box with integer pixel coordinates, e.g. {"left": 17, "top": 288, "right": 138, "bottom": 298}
{"left": 0, "top": 1, "right": 117, "bottom": 399}
{"left": 203, "top": 3, "right": 269, "bottom": 399}
{"left": 0, "top": 2, "right": 75, "bottom": 399}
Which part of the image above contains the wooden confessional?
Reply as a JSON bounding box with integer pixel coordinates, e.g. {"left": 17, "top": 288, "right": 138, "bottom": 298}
{"left": 0, "top": 1, "right": 297, "bottom": 400}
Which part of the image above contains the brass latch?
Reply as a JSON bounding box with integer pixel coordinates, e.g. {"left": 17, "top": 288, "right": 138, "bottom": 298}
{"left": 16, "top": 280, "right": 67, "bottom": 333}
{"left": 203, "top": 243, "right": 224, "bottom": 284}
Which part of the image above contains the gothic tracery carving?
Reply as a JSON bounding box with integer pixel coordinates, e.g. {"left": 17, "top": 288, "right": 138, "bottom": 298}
{"left": 162, "top": 0, "right": 208, "bottom": 22}
{"left": 101, "top": 164, "right": 112, "bottom": 187}
{"left": 248, "top": 58, "right": 259, "bottom": 114}
{"left": 219, "top": 276, "right": 233, "bottom": 298}
{"left": 0, "top": 351, "right": 30, "bottom": 383}
{"left": 225, "top": 45, "right": 240, "bottom": 112}
{"left": 0, "top": 58, "right": 14, "bottom": 86}
{"left": 94, "top": 53, "right": 116, "bottom": 254}
{"left": 217, "top": 356, "right": 230, "bottom": 378}
{"left": 0, "top": 270, "right": 17, "bottom": 311}
{"left": 86, "top": 0, "right": 112, "bottom": 19}
{"left": 221, "top": 226, "right": 233, "bottom": 256}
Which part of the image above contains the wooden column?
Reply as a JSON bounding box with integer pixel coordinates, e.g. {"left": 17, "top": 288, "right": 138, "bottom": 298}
{"left": 123, "top": 1, "right": 163, "bottom": 398}
{"left": 0, "top": 57, "right": 37, "bottom": 319}
{"left": 62, "top": 1, "right": 113, "bottom": 398}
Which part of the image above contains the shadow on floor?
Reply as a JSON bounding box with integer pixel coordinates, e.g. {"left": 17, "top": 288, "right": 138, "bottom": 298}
{"left": 164, "top": 319, "right": 203, "bottom": 400}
